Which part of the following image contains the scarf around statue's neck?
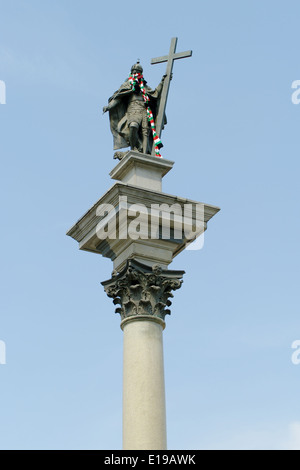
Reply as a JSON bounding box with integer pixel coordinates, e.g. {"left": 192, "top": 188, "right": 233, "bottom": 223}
{"left": 128, "top": 73, "right": 163, "bottom": 158}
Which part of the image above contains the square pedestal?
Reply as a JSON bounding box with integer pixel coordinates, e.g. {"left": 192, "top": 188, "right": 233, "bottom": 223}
{"left": 110, "top": 151, "right": 174, "bottom": 192}
{"left": 67, "top": 152, "right": 220, "bottom": 271}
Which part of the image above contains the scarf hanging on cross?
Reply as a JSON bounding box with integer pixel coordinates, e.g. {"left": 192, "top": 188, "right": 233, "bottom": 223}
{"left": 128, "top": 73, "right": 163, "bottom": 158}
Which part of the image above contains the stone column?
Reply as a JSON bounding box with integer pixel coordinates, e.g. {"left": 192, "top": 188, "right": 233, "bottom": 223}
{"left": 102, "top": 259, "right": 184, "bottom": 450}
{"left": 122, "top": 317, "right": 166, "bottom": 449}
{"left": 67, "top": 151, "right": 220, "bottom": 449}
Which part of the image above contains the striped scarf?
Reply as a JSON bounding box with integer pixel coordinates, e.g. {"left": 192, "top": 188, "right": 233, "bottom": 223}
{"left": 128, "top": 73, "right": 163, "bottom": 158}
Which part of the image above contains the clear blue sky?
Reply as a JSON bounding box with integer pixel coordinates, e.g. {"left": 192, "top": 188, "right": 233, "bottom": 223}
{"left": 0, "top": 0, "right": 300, "bottom": 450}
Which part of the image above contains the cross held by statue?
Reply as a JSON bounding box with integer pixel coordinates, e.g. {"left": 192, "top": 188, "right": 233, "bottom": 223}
{"left": 151, "top": 37, "right": 192, "bottom": 155}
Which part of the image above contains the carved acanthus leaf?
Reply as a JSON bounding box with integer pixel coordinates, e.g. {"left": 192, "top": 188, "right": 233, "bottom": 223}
{"left": 102, "top": 260, "right": 184, "bottom": 322}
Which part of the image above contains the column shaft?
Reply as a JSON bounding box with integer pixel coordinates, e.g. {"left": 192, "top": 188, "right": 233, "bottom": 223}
{"left": 122, "top": 318, "right": 167, "bottom": 450}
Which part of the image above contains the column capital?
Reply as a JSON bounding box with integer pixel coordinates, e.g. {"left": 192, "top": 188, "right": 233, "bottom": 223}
{"left": 102, "top": 259, "right": 185, "bottom": 325}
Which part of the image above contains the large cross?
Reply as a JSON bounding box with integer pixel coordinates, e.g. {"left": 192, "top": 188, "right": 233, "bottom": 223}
{"left": 151, "top": 37, "right": 192, "bottom": 155}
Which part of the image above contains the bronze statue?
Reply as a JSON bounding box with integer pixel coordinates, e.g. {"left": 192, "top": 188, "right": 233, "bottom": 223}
{"left": 103, "top": 39, "right": 192, "bottom": 159}
{"left": 103, "top": 61, "right": 166, "bottom": 158}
